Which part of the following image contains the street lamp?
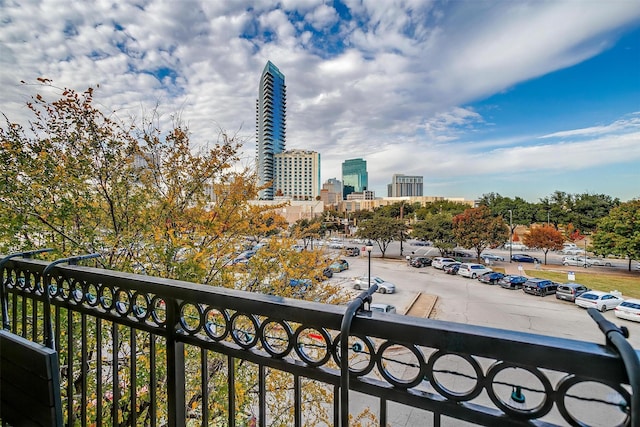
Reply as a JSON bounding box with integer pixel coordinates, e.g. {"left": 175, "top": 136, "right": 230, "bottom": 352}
{"left": 508, "top": 209, "right": 513, "bottom": 263}
{"left": 366, "top": 241, "right": 374, "bottom": 288}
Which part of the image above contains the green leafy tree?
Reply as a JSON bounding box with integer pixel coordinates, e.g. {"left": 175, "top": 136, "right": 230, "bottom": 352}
{"left": 570, "top": 193, "right": 620, "bottom": 233}
{"left": 410, "top": 213, "right": 456, "bottom": 255}
{"left": 414, "top": 200, "right": 467, "bottom": 219}
{"left": 522, "top": 224, "right": 565, "bottom": 265}
{"left": 356, "top": 215, "right": 406, "bottom": 257}
{"left": 452, "top": 206, "right": 509, "bottom": 261}
{"left": 592, "top": 200, "right": 640, "bottom": 271}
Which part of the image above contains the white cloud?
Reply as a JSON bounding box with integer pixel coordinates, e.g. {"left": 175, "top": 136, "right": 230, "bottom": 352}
{"left": 1, "top": 0, "right": 639, "bottom": 202}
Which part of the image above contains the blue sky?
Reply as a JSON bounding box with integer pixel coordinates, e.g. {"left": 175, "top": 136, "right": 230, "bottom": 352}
{"left": 1, "top": 1, "right": 639, "bottom": 202}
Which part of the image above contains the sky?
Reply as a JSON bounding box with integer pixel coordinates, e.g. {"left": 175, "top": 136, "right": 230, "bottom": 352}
{"left": 1, "top": 0, "right": 639, "bottom": 203}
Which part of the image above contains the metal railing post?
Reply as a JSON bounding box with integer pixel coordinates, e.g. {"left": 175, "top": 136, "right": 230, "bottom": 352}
{"left": 339, "top": 285, "right": 378, "bottom": 426}
{"left": 0, "top": 249, "right": 53, "bottom": 330}
{"left": 587, "top": 308, "right": 640, "bottom": 427}
{"left": 167, "top": 297, "right": 186, "bottom": 427}
{"left": 42, "top": 253, "right": 101, "bottom": 350}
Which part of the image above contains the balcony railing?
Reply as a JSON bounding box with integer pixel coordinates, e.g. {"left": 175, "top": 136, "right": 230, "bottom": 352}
{"left": 1, "top": 253, "right": 638, "bottom": 426}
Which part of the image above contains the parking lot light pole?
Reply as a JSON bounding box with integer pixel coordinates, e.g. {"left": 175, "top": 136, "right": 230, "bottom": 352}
{"left": 366, "top": 241, "right": 374, "bottom": 288}
{"left": 508, "top": 210, "right": 513, "bottom": 263}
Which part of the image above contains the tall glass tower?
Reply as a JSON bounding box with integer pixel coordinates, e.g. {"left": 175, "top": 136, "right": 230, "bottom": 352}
{"left": 256, "top": 61, "right": 286, "bottom": 199}
{"left": 342, "top": 158, "right": 368, "bottom": 198}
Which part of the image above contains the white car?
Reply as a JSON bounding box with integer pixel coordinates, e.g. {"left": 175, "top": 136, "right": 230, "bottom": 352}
{"left": 432, "top": 257, "right": 457, "bottom": 270}
{"left": 503, "top": 242, "right": 528, "bottom": 250}
{"left": 614, "top": 299, "right": 640, "bottom": 322}
{"left": 562, "top": 256, "right": 593, "bottom": 267}
{"left": 481, "top": 253, "right": 504, "bottom": 262}
{"left": 584, "top": 257, "right": 612, "bottom": 267}
{"left": 353, "top": 276, "right": 395, "bottom": 294}
{"left": 575, "top": 291, "right": 624, "bottom": 312}
{"left": 457, "top": 263, "right": 493, "bottom": 279}
{"left": 370, "top": 303, "right": 397, "bottom": 314}
{"left": 561, "top": 247, "right": 585, "bottom": 255}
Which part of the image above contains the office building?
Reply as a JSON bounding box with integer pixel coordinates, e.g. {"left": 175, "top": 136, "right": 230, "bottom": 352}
{"left": 387, "top": 174, "right": 423, "bottom": 197}
{"left": 341, "top": 158, "right": 368, "bottom": 199}
{"left": 274, "top": 150, "right": 320, "bottom": 200}
{"left": 256, "top": 61, "right": 286, "bottom": 199}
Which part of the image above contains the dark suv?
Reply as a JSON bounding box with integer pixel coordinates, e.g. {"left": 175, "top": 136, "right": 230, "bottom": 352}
{"left": 556, "top": 283, "right": 590, "bottom": 302}
{"left": 523, "top": 278, "right": 558, "bottom": 297}
{"left": 345, "top": 246, "right": 361, "bottom": 256}
{"left": 410, "top": 257, "right": 432, "bottom": 268}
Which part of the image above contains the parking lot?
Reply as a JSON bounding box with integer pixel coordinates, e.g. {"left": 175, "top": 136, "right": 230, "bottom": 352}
{"left": 326, "top": 251, "right": 640, "bottom": 349}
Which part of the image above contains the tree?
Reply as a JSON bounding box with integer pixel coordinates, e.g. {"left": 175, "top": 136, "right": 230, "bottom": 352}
{"left": 522, "top": 224, "right": 565, "bottom": 264}
{"left": 414, "top": 200, "right": 467, "bottom": 219}
{"left": 290, "top": 216, "right": 324, "bottom": 249}
{"left": 452, "top": 206, "right": 509, "bottom": 261}
{"left": 0, "top": 81, "right": 357, "bottom": 425}
{"left": 410, "top": 213, "right": 456, "bottom": 255}
{"left": 356, "top": 215, "right": 406, "bottom": 258}
{"left": 592, "top": 200, "right": 640, "bottom": 271}
{"left": 571, "top": 193, "right": 619, "bottom": 233}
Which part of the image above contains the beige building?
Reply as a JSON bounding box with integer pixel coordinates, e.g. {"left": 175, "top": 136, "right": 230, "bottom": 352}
{"left": 274, "top": 149, "right": 320, "bottom": 200}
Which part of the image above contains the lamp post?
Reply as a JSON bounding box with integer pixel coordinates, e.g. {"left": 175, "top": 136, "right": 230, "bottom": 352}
{"left": 508, "top": 209, "right": 513, "bottom": 263}
{"left": 366, "top": 241, "right": 374, "bottom": 288}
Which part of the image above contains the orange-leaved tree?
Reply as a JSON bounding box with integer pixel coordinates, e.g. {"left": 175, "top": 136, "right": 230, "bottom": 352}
{"left": 523, "top": 224, "right": 565, "bottom": 264}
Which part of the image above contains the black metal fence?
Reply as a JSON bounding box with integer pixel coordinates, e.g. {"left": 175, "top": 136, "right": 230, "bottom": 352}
{"left": 1, "top": 254, "right": 638, "bottom": 426}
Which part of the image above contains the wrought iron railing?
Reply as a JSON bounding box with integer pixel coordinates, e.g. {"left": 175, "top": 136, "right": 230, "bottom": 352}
{"left": 1, "top": 253, "right": 638, "bottom": 426}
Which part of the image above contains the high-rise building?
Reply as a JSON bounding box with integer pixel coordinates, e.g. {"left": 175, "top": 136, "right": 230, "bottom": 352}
{"left": 320, "top": 178, "right": 343, "bottom": 206}
{"left": 256, "top": 61, "right": 286, "bottom": 199}
{"left": 274, "top": 150, "right": 321, "bottom": 200}
{"left": 341, "top": 158, "right": 368, "bottom": 199}
{"left": 387, "top": 174, "right": 423, "bottom": 197}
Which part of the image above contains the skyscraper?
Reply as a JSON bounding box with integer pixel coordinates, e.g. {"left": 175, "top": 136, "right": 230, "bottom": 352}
{"left": 256, "top": 61, "right": 286, "bottom": 200}
{"left": 388, "top": 174, "right": 423, "bottom": 197}
{"left": 341, "top": 158, "right": 368, "bottom": 199}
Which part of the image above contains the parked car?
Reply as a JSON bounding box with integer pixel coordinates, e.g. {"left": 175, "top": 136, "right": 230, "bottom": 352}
{"left": 329, "top": 259, "right": 349, "bottom": 272}
{"left": 575, "top": 291, "right": 624, "bottom": 312}
{"left": 322, "top": 268, "right": 334, "bottom": 278}
{"left": 498, "top": 275, "right": 528, "bottom": 289}
{"left": 582, "top": 257, "right": 612, "bottom": 267}
{"left": 522, "top": 278, "right": 558, "bottom": 296}
{"left": 345, "top": 246, "right": 361, "bottom": 256}
{"left": 481, "top": 253, "right": 505, "bottom": 262}
{"left": 444, "top": 262, "right": 461, "bottom": 275}
{"left": 410, "top": 257, "right": 432, "bottom": 268}
{"left": 562, "top": 256, "right": 594, "bottom": 267}
{"left": 614, "top": 299, "right": 640, "bottom": 322}
{"left": 555, "top": 283, "right": 591, "bottom": 302}
{"left": 448, "top": 250, "right": 473, "bottom": 259}
{"left": 432, "top": 257, "right": 457, "bottom": 270}
{"left": 478, "top": 272, "right": 505, "bottom": 285}
{"left": 353, "top": 276, "right": 395, "bottom": 294}
{"left": 561, "top": 247, "right": 585, "bottom": 255}
{"left": 411, "top": 240, "right": 431, "bottom": 247}
{"left": 458, "top": 263, "right": 492, "bottom": 279}
{"left": 327, "top": 239, "right": 345, "bottom": 249}
{"left": 511, "top": 254, "right": 540, "bottom": 263}
{"left": 503, "top": 242, "right": 528, "bottom": 250}
{"left": 370, "top": 303, "right": 397, "bottom": 314}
